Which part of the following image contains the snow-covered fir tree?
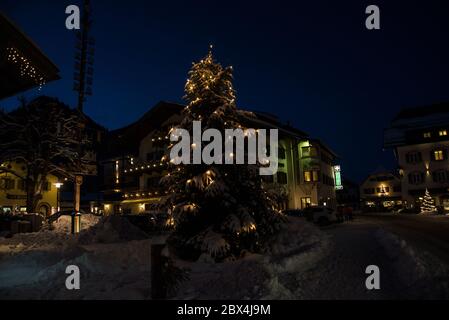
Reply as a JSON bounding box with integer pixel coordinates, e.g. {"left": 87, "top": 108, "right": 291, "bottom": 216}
{"left": 159, "top": 48, "right": 285, "bottom": 260}
{"left": 420, "top": 188, "right": 436, "bottom": 213}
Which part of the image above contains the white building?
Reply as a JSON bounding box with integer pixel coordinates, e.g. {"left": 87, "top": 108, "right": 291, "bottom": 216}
{"left": 384, "top": 103, "right": 449, "bottom": 211}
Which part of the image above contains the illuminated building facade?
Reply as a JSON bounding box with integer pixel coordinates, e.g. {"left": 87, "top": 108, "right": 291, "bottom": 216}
{"left": 360, "top": 170, "right": 403, "bottom": 210}
{"left": 0, "top": 162, "right": 59, "bottom": 216}
{"left": 100, "top": 102, "right": 340, "bottom": 214}
{"left": 384, "top": 103, "right": 449, "bottom": 211}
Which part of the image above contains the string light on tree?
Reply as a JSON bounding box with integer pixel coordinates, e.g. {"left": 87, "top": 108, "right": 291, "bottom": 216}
{"left": 420, "top": 188, "right": 437, "bottom": 213}
{"left": 158, "top": 45, "right": 285, "bottom": 261}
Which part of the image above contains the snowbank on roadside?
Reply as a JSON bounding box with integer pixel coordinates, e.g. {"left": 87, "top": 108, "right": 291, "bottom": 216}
{"left": 375, "top": 229, "right": 449, "bottom": 299}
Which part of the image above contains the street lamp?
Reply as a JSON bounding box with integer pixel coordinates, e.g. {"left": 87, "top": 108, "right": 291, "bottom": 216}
{"left": 53, "top": 182, "right": 64, "bottom": 212}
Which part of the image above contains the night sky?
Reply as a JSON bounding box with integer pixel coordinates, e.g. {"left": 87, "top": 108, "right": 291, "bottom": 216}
{"left": 1, "top": 0, "right": 449, "bottom": 182}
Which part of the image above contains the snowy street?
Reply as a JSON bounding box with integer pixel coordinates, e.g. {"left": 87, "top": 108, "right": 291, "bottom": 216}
{"left": 173, "top": 214, "right": 449, "bottom": 299}
{"left": 292, "top": 214, "right": 449, "bottom": 299}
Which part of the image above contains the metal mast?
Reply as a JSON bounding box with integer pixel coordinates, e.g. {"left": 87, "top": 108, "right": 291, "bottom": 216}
{"left": 73, "top": 0, "right": 95, "bottom": 112}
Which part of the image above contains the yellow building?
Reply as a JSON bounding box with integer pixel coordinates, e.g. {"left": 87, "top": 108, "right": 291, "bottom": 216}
{"left": 0, "top": 162, "right": 59, "bottom": 216}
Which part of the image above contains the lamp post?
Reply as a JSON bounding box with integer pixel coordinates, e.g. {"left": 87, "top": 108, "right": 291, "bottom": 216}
{"left": 53, "top": 182, "right": 64, "bottom": 213}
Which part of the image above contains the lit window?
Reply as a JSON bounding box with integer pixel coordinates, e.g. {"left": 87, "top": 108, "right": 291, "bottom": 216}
{"left": 301, "top": 197, "right": 311, "bottom": 209}
{"left": 304, "top": 171, "right": 311, "bottom": 182}
{"left": 304, "top": 170, "right": 319, "bottom": 182}
{"left": 434, "top": 150, "right": 445, "bottom": 161}
{"left": 439, "top": 130, "right": 448, "bottom": 136}
{"left": 423, "top": 132, "right": 431, "bottom": 138}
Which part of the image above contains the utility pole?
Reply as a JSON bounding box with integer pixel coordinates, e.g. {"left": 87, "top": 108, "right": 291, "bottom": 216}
{"left": 73, "top": 0, "right": 95, "bottom": 113}
{"left": 72, "top": 0, "right": 95, "bottom": 232}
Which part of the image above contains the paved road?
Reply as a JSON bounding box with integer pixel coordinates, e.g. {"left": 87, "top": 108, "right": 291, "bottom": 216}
{"left": 298, "top": 214, "right": 449, "bottom": 299}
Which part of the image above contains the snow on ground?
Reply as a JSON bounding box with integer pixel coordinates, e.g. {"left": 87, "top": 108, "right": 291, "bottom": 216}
{"left": 1, "top": 214, "right": 448, "bottom": 300}
{"left": 174, "top": 217, "right": 332, "bottom": 300}
{"left": 0, "top": 215, "right": 151, "bottom": 300}
{"left": 375, "top": 229, "right": 449, "bottom": 299}
{"left": 0, "top": 215, "right": 330, "bottom": 300}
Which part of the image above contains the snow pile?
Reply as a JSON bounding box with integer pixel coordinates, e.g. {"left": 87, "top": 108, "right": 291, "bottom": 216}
{"left": 51, "top": 214, "right": 101, "bottom": 234}
{"left": 0, "top": 240, "right": 152, "bottom": 300}
{"left": 375, "top": 229, "right": 449, "bottom": 299}
{"left": 77, "top": 215, "right": 149, "bottom": 244}
{"left": 175, "top": 253, "right": 268, "bottom": 300}
{"left": 174, "top": 217, "right": 330, "bottom": 300}
{"left": 262, "top": 217, "right": 331, "bottom": 299}
{"left": 0, "top": 227, "right": 75, "bottom": 252}
{"left": 0, "top": 214, "right": 101, "bottom": 253}
{"left": 0, "top": 215, "right": 153, "bottom": 300}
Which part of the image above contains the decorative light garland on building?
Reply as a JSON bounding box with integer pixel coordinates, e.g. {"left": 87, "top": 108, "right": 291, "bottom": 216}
{"left": 123, "top": 190, "right": 168, "bottom": 199}
{"left": 123, "top": 160, "right": 166, "bottom": 173}
{"left": 6, "top": 47, "right": 46, "bottom": 90}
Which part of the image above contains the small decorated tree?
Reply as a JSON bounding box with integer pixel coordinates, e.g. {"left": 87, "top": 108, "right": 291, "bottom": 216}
{"left": 420, "top": 188, "right": 436, "bottom": 213}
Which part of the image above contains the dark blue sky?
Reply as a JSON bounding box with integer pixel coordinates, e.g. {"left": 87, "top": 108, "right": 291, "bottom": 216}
{"left": 1, "top": 0, "right": 449, "bottom": 182}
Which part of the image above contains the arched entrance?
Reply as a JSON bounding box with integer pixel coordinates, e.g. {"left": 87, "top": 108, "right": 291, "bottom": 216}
{"left": 37, "top": 202, "right": 51, "bottom": 217}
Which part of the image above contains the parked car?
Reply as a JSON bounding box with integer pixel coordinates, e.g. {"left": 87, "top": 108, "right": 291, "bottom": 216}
{"left": 303, "top": 206, "right": 338, "bottom": 225}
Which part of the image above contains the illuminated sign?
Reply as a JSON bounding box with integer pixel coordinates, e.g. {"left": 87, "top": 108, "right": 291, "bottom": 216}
{"left": 334, "top": 165, "right": 343, "bottom": 190}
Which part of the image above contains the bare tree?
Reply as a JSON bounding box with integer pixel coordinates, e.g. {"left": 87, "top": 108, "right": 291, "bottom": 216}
{"left": 0, "top": 96, "right": 91, "bottom": 213}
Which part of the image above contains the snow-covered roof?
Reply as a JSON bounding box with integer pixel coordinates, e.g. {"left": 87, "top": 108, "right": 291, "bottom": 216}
{"left": 384, "top": 102, "right": 449, "bottom": 148}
